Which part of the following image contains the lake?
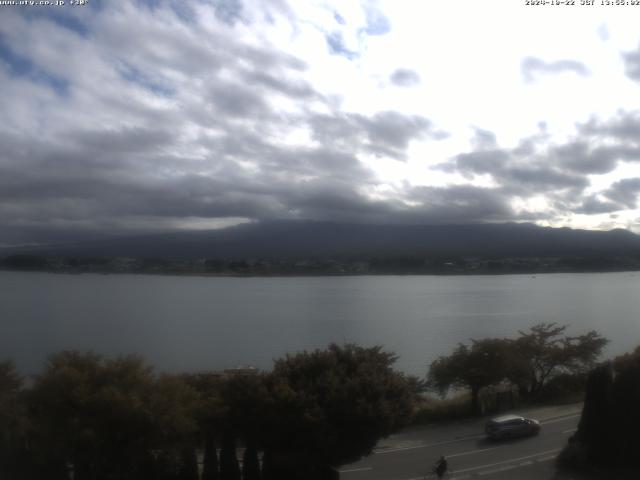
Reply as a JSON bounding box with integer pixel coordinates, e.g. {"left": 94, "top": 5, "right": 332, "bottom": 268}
{"left": 1, "top": 271, "right": 639, "bottom": 376}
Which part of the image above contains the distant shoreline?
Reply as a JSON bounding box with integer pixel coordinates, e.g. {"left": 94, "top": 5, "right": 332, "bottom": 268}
{"left": 2, "top": 266, "right": 640, "bottom": 278}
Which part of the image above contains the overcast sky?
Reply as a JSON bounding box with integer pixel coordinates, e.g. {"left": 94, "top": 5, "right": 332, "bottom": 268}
{"left": 2, "top": 0, "right": 640, "bottom": 245}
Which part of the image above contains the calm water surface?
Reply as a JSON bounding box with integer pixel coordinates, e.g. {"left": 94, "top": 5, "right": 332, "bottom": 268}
{"left": 1, "top": 271, "right": 639, "bottom": 376}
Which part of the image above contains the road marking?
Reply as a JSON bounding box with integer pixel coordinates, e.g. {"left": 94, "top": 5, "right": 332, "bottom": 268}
{"left": 338, "top": 467, "right": 373, "bottom": 473}
{"left": 447, "top": 445, "right": 502, "bottom": 459}
{"left": 540, "top": 413, "right": 580, "bottom": 425}
{"left": 402, "top": 449, "right": 560, "bottom": 480}
{"left": 535, "top": 454, "right": 558, "bottom": 462}
{"left": 450, "top": 448, "right": 561, "bottom": 475}
{"left": 562, "top": 428, "right": 577, "bottom": 434}
{"left": 375, "top": 434, "right": 485, "bottom": 454}
{"left": 376, "top": 412, "right": 579, "bottom": 455}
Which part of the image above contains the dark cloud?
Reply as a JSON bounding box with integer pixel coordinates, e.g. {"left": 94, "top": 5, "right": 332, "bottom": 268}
{"left": 603, "top": 178, "right": 640, "bottom": 208}
{"left": 579, "top": 111, "right": 640, "bottom": 141}
{"left": 436, "top": 110, "right": 640, "bottom": 222}
{"left": 441, "top": 150, "right": 508, "bottom": 178}
{"left": 575, "top": 195, "right": 621, "bottom": 215}
{"left": 209, "top": 81, "right": 271, "bottom": 118}
{"left": 441, "top": 146, "right": 587, "bottom": 193}
{"left": 550, "top": 113, "right": 640, "bottom": 175}
{"left": 521, "top": 56, "right": 590, "bottom": 83}
{"left": 504, "top": 167, "right": 588, "bottom": 191}
{"left": 310, "top": 110, "right": 446, "bottom": 161}
{"left": 390, "top": 68, "right": 421, "bottom": 87}
{"left": 362, "top": 111, "right": 442, "bottom": 157}
{"left": 552, "top": 142, "right": 620, "bottom": 175}
{"left": 1, "top": 1, "right": 638, "bottom": 246}
{"left": 0, "top": 0, "right": 445, "bottom": 245}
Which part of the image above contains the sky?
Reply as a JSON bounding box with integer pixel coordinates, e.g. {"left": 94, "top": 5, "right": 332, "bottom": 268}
{"left": 2, "top": 0, "right": 640, "bottom": 246}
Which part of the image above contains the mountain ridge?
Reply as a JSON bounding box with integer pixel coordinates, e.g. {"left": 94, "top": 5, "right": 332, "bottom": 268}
{"left": 4, "top": 221, "right": 640, "bottom": 260}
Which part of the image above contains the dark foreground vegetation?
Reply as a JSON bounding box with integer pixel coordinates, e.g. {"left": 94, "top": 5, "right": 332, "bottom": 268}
{"left": 557, "top": 345, "right": 640, "bottom": 478}
{"left": 0, "top": 344, "right": 417, "bottom": 480}
{"left": 0, "top": 324, "right": 626, "bottom": 479}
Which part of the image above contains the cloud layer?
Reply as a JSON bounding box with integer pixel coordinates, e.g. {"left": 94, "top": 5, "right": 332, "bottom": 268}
{"left": 1, "top": 0, "right": 640, "bottom": 245}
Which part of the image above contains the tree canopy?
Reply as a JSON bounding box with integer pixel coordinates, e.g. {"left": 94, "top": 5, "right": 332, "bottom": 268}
{"left": 510, "top": 323, "right": 608, "bottom": 397}
{"left": 261, "top": 343, "right": 417, "bottom": 473}
{"left": 428, "top": 338, "right": 512, "bottom": 414}
{"left": 428, "top": 323, "right": 608, "bottom": 412}
{"left": 559, "top": 345, "right": 640, "bottom": 473}
{"left": 27, "top": 351, "right": 199, "bottom": 480}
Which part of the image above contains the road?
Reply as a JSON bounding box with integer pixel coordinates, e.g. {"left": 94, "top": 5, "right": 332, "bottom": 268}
{"left": 339, "top": 403, "right": 582, "bottom": 480}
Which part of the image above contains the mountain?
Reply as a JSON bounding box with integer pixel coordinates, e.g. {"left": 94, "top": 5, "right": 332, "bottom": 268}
{"left": 4, "top": 221, "right": 640, "bottom": 260}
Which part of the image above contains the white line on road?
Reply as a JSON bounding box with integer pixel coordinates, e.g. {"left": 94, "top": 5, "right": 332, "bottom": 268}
{"left": 376, "top": 412, "right": 579, "bottom": 455}
{"left": 447, "top": 445, "right": 502, "bottom": 459}
{"left": 540, "top": 413, "right": 580, "bottom": 425}
{"left": 402, "top": 449, "right": 560, "bottom": 480}
{"left": 450, "top": 448, "right": 561, "bottom": 475}
{"left": 338, "top": 467, "right": 373, "bottom": 473}
{"left": 375, "top": 434, "right": 485, "bottom": 455}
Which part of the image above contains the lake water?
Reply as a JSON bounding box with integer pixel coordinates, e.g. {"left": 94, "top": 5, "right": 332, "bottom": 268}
{"left": 1, "top": 271, "right": 639, "bottom": 377}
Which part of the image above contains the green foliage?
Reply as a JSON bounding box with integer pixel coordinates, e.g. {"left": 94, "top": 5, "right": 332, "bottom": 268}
{"left": 510, "top": 323, "right": 608, "bottom": 397}
{"left": 0, "top": 360, "right": 30, "bottom": 479}
{"left": 428, "top": 338, "right": 512, "bottom": 413}
{"left": 178, "top": 446, "right": 199, "bottom": 480}
{"left": 242, "top": 441, "right": 260, "bottom": 480}
{"left": 427, "top": 323, "right": 608, "bottom": 413}
{"left": 27, "top": 351, "right": 199, "bottom": 480}
{"left": 2, "top": 344, "right": 417, "bottom": 479}
{"left": 218, "top": 372, "right": 269, "bottom": 440}
{"left": 535, "top": 373, "right": 587, "bottom": 403}
{"left": 559, "top": 346, "right": 640, "bottom": 473}
{"left": 262, "top": 343, "right": 416, "bottom": 470}
{"left": 219, "top": 433, "right": 241, "bottom": 480}
{"left": 182, "top": 372, "right": 225, "bottom": 435}
{"left": 202, "top": 432, "right": 219, "bottom": 480}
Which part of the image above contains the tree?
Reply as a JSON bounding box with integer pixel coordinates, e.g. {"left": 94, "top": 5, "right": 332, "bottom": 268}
{"left": 0, "top": 360, "right": 32, "bottom": 479}
{"left": 202, "top": 431, "right": 219, "bottom": 480}
{"left": 260, "top": 343, "right": 416, "bottom": 478}
{"left": 510, "top": 323, "right": 608, "bottom": 398}
{"left": 242, "top": 441, "right": 260, "bottom": 480}
{"left": 219, "top": 432, "right": 241, "bottom": 480}
{"left": 558, "top": 345, "right": 640, "bottom": 473}
{"left": 28, "top": 351, "right": 199, "bottom": 480}
{"left": 178, "top": 446, "right": 199, "bottom": 480}
{"left": 428, "top": 338, "right": 511, "bottom": 414}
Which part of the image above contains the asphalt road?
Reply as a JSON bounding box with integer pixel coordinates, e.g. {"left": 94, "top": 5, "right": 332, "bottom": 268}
{"left": 339, "top": 404, "right": 582, "bottom": 480}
